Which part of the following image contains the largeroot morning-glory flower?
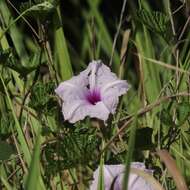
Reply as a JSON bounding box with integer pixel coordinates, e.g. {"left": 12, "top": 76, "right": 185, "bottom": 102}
{"left": 55, "top": 60, "right": 130, "bottom": 123}
{"left": 90, "top": 162, "right": 155, "bottom": 190}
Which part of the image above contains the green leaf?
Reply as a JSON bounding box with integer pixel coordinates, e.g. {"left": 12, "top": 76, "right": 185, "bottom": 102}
{"left": 54, "top": 6, "right": 73, "bottom": 80}
{"left": 0, "top": 52, "right": 41, "bottom": 78}
{"left": 25, "top": 131, "right": 41, "bottom": 190}
{"left": 0, "top": 141, "right": 15, "bottom": 161}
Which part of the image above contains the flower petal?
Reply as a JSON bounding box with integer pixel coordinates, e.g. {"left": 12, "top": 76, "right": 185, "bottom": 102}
{"left": 90, "top": 163, "right": 155, "bottom": 190}
{"left": 62, "top": 100, "right": 110, "bottom": 123}
{"left": 62, "top": 100, "right": 88, "bottom": 121}
{"left": 116, "top": 163, "right": 154, "bottom": 190}
{"left": 55, "top": 74, "right": 88, "bottom": 101}
{"left": 84, "top": 60, "right": 118, "bottom": 88}
{"left": 55, "top": 60, "right": 130, "bottom": 123}
{"left": 102, "top": 93, "right": 119, "bottom": 114}
{"left": 90, "top": 165, "right": 125, "bottom": 190}
{"left": 101, "top": 79, "right": 130, "bottom": 96}
{"left": 101, "top": 80, "right": 129, "bottom": 114}
{"left": 117, "top": 172, "right": 155, "bottom": 190}
{"left": 85, "top": 60, "right": 130, "bottom": 89}
{"left": 88, "top": 60, "right": 100, "bottom": 90}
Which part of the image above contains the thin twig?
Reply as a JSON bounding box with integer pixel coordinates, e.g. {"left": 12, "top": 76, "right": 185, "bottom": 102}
{"left": 109, "top": 0, "right": 128, "bottom": 66}
{"left": 178, "top": 15, "right": 190, "bottom": 41}
{"left": 90, "top": 17, "right": 96, "bottom": 60}
{"left": 7, "top": 167, "right": 22, "bottom": 180}
{"left": 172, "top": 0, "right": 185, "bottom": 15}
{"left": 167, "top": 1, "right": 176, "bottom": 36}
{"left": 12, "top": 133, "right": 28, "bottom": 174}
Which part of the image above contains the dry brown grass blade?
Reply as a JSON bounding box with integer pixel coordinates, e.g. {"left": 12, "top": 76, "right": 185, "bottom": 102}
{"left": 156, "top": 149, "right": 188, "bottom": 190}
{"left": 130, "top": 168, "right": 165, "bottom": 190}
{"left": 119, "top": 29, "right": 131, "bottom": 78}
{"left": 120, "top": 29, "right": 131, "bottom": 60}
{"left": 137, "top": 54, "right": 190, "bottom": 75}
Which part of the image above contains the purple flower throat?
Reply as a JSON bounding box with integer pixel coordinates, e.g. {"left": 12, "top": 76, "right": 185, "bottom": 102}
{"left": 86, "top": 89, "right": 101, "bottom": 105}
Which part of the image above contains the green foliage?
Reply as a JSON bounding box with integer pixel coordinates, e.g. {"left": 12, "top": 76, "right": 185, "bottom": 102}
{"left": 137, "top": 9, "right": 172, "bottom": 42}
{"left": 0, "top": 48, "right": 11, "bottom": 64}
{"left": 0, "top": 112, "right": 14, "bottom": 140}
{"left": 158, "top": 100, "right": 190, "bottom": 127}
{"left": 159, "top": 108, "right": 174, "bottom": 126}
{"left": 19, "top": 0, "right": 59, "bottom": 31}
{"left": 29, "top": 81, "right": 57, "bottom": 115}
{"left": 135, "top": 127, "right": 154, "bottom": 150}
{"left": 0, "top": 0, "right": 190, "bottom": 189}
{"left": 0, "top": 77, "right": 10, "bottom": 94}
{"left": 176, "top": 101, "right": 190, "bottom": 126}
{"left": 0, "top": 49, "right": 41, "bottom": 78}
{"left": 43, "top": 130, "right": 99, "bottom": 181}
{"left": 0, "top": 141, "right": 15, "bottom": 161}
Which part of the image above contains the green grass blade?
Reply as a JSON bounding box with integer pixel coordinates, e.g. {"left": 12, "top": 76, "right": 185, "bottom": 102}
{"left": 87, "top": 0, "right": 120, "bottom": 70}
{"left": 54, "top": 6, "right": 73, "bottom": 81}
{"left": 0, "top": 1, "right": 29, "bottom": 65}
{"left": 0, "top": 177, "right": 13, "bottom": 190}
{"left": 0, "top": 75, "right": 31, "bottom": 164}
{"left": 25, "top": 130, "right": 41, "bottom": 190}
{"left": 98, "top": 141, "right": 105, "bottom": 190}
{"left": 122, "top": 117, "right": 137, "bottom": 190}
{"left": 135, "top": 27, "right": 161, "bottom": 102}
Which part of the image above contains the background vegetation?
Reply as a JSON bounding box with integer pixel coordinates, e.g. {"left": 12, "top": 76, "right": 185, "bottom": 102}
{"left": 0, "top": 0, "right": 190, "bottom": 189}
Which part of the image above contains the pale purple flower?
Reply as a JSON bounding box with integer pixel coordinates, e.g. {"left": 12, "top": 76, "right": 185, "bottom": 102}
{"left": 90, "top": 162, "right": 155, "bottom": 190}
{"left": 55, "top": 60, "right": 130, "bottom": 123}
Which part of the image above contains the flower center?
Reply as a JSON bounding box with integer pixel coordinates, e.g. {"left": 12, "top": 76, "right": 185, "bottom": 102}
{"left": 86, "top": 89, "right": 101, "bottom": 105}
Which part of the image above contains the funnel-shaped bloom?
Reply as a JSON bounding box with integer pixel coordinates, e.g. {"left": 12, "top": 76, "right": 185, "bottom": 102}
{"left": 55, "top": 60, "right": 130, "bottom": 123}
{"left": 90, "top": 163, "right": 155, "bottom": 190}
